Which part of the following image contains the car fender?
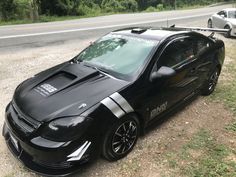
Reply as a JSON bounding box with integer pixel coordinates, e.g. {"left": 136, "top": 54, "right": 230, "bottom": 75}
{"left": 208, "top": 17, "right": 213, "bottom": 22}
{"left": 224, "top": 21, "right": 234, "bottom": 36}
{"left": 225, "top": 21, "right": 233, "bottom": 29}
{"left": 208, "top": 17, "right": 213, "bottom": 27}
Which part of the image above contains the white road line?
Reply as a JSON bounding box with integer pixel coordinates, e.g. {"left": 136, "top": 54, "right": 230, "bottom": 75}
{"left": 0, "top": 13, "right": 212, "bottom": 39}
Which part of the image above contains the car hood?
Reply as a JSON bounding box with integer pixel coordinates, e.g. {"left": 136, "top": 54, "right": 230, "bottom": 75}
{"left": 227, "top": 18, "right": 236, "bottom": 25}
{"left": 13, "top": 62, "right": 129, "bottom": 122}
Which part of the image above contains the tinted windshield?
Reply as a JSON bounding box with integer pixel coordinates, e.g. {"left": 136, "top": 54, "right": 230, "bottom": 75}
{"left": 76, "top": 34, "right": 157, "bottom": 80}
{"left": 228, "top": 11, "right": 236, "bottom": 18}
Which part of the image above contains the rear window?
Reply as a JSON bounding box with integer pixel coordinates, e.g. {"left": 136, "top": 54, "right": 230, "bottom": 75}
{"left": 196, "top": 38, "right": 211, "bottom": 55}
{"left": 228, "top": 10, "right": 236, "bottom": 18}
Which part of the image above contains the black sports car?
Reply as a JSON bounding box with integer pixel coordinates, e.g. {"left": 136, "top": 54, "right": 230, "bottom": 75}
{"left": 3, "top": 27, "right": 225, "bottom": 176}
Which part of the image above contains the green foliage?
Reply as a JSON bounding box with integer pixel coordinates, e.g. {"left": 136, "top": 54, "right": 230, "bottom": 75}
{"left": 15, "top": 0, "right": 31, "bottom": 19}
{"left": 144, "top": 3, "right": 164, "bottom": 12}
{"left": 0, "top": 0, "right": 17, "bottom": 21}
{"left": 0, "top": 0, "right": 40, "bottom": 21}
{"left": 40, "top": 0, "right": 78, "bottom": 16}
{"left": 76, "top": 2, "right": 101, "bottom": 16}
{"left": 120, "top": 0, "right": 138, "bottom": 12}
{"left": 102, "top": 0, "right": 124, "bottom": 12}
{"left": 101, "top": 0, "right": 137, "bottom": 13}
{"left": 0, "top": 0, "right": 230, "bottom": 22}
{"left": 145, "top": 6, "right": 156, "bottom": 12}
{"left": 156, "top": 4, "right": 164, "bottom": 11}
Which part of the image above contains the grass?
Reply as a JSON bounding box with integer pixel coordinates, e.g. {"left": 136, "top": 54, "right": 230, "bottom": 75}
{"left": 210, "top": 41, "right": 236, "bottom": 134}
{"left": 211, "top": 40, "right": 236, "bottom": 114}
{"left": 212, "top": 80, "right": 236, "bottom": 114}
{"left": 165, "top": 40, "right": 236, "bottom": 177}
{"left": 0, "top": 12, "right": 114, "bottom": 26}
{"left": 166, "top": 129, "right": 236, "bottom": 177}
{"left": 226, "top": 122, "right": 236, "bottom": 132}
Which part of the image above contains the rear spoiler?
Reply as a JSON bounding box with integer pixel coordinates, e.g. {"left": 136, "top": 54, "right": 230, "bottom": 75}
{"left": 161, "top": 25, "right": 230, "bottom": 37}
{"left": 113, "top": 25, "right": 230, "bottom": 37}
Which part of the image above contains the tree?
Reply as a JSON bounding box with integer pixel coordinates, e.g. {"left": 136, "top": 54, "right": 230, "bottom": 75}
{"left": 121, "top": 0, "right": 138, "bottom": 12}
{"left": 0, "top": 0, "right": 232, "bottom": 22}
{"left": 0, "top": 0, "right": 17, "bottom": 21}
{"left": 40, "top": 0, "right": 81, "bottom": 16}
{"left": 29, "top": 0, "right": 39, "bottom": 21}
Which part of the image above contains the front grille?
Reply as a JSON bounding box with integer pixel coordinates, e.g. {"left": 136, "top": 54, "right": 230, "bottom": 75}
{"left": 36, "top": 160, "right": 73, "bottom": 169}
{"left": 8, "top": 113, "right": 34, "bottom": 133}
{"left": 7, "top": 102, "right": 41, "bottom": 135}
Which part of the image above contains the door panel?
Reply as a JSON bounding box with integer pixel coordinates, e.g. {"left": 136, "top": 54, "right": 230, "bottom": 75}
{"left": 145, "top": 37, "right": 200, "bottom": 122}
{"left": 195, "top": 38, "right": 215, "bottom": 86}
{"left": 212, "top": 14, "right": 219, "bottom": 27}
{"left": 214, "top": 11, "right": 227, "bottom": 28}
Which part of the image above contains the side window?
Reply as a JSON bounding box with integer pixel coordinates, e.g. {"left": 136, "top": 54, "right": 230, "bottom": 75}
{"left": 160, "top": 38, "right": 196, "bottom": 68}
{"left": 217, "top": 11, "right": 223, "bottom": 15}
{"left": 217, "top": 11, "right": 227, "bottom": 17}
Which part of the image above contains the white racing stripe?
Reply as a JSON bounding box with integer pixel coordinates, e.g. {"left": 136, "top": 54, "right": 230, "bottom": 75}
{"left": 101, "top": 92, "right": 134, "bottom": 118}
{"left": 101, "top": 97, "right": 125, "bottom": 118}
{"left": 0, "top": 13, "right": 212, "bottom": 39}
{"left": 110, "top": 92, "right": 134, "bottom": 113}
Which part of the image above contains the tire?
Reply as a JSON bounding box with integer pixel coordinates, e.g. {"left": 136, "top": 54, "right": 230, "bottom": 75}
{"left": 224, "top": 25, "right": 231, "bottom": 38}
{"left": 201, "top": 68, "right": 220, "bottom": 96}
{"left": 102, "top": 114, "right": 140, "bottom": 161}
{"left": 208, "top": 19, "right": 213, "bottom": 28}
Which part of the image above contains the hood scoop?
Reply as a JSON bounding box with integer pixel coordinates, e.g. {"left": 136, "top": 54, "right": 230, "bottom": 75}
{"left": 34, "top": 64, "right": 99, "bottom": 97}
{"left": 13, "top": 62, "right": 129, "bottom": 122}
{"left": 34, "top": 72, "right": 76, "bottom": 97}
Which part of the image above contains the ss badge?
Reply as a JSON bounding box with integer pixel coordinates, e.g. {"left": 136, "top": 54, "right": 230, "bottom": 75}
{"left": 150, "top": 101, "right": 168, "bottom": 119}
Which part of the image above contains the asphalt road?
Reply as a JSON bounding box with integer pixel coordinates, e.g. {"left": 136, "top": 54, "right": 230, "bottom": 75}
{"left": 0, "top": 3, "right": 233, "bottom": 52}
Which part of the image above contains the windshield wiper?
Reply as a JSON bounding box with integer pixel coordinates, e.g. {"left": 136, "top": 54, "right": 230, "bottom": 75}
{"left": 96, "top": 67, "right": 110, "bottom": 75}
{"left": 83, "top": 62, "right": 100, "bottom": 71}
{"left": 83, "top": 62, "right": 110, "bottom": 75}
{"left": 73, "top": 58, "right": 83, "bottom": 64}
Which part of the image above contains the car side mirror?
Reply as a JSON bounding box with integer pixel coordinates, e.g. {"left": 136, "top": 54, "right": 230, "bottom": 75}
{"left": 150, "top": 66, "right": 176, "bottom": 82}
{"left": 220, "top": 14, "right": 225, "bottom": 18}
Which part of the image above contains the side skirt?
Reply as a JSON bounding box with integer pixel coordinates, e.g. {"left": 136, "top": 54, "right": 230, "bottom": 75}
{"left": 144, "top": 90, "right": 200, "bottom": 133}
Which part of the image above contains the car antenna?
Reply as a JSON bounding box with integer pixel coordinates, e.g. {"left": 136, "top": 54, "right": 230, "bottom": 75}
{"left": 166, "top": 19, "right": 169, "bottom": 27}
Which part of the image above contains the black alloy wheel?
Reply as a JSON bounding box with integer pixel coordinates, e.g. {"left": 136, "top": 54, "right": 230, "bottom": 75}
{"left": 111, "top": 120, "right": 138, "bottom": 155}
{"left": 202, "top": 68, "right": 220, "bottom": 96}
{"left": 102, "top": 115, "right": 140, "bottom": 161}
{"left": 209, "top": 70, "right": 219, "bottom": 91}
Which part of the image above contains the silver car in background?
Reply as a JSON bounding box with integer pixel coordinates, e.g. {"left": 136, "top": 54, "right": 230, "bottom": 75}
{"left": 208, "top": 8, "right": 236, "bottom": 37}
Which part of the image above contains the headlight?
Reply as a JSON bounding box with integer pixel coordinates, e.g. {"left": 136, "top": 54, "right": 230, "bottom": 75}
{"left": 41, "top": 116, "right": 92, "bottom": 142}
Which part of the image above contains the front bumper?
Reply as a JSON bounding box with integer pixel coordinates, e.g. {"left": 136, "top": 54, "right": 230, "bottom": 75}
{"left": 3, "top": 122, "right": 95, "bottom": 176}
{"left": 2, "top": 122, "right": 94, "bottom": 176}
{"left": 2, "top": 101, "right": 99, "bottom": 177}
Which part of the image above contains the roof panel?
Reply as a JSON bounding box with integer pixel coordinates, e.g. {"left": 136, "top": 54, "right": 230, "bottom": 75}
{"left": 112, "top": 29, "right": 183, "bottom": 41}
